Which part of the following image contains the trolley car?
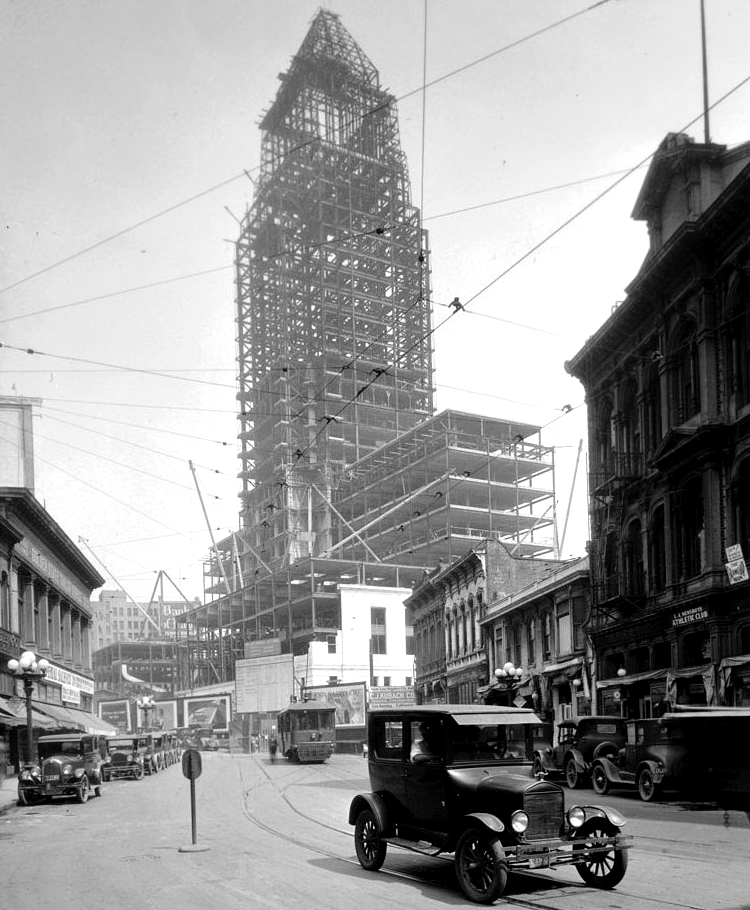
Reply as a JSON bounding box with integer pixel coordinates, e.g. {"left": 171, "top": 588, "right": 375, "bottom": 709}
{"left": 277, "top": 702, "right": 336, "bottom": 763}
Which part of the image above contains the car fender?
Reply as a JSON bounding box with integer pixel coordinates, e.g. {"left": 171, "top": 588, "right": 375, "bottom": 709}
{"left": 574, "top": 805, "right": 627, "bottom": 828}
{"left": 638, "top": 759, "right": 665, "bottom": 784}
{"left": 565, "top": 748, "right": 587, "bottom": 772}
{"left": 348, "top": 791, "right": 390, "bottom": 833}
{"left": 444, "top": 812, "right": 505, "bottom": 854}
{"left": 592, "top": 755, "right": 624, "bottom": 783}
{"left": 592, "top": 740, "right": 623, "bottom": 761}
{"left": 533, "top": 749, "right": 555, "bottom": 771}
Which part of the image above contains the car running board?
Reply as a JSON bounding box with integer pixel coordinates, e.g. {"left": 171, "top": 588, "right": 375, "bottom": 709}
{"left": 386, "top": 837, "right": 444, "bottom": 857}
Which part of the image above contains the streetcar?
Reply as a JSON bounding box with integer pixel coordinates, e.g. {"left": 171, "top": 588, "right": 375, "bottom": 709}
{"left": 277, "top": 702, "right": 336, "bottom": 763}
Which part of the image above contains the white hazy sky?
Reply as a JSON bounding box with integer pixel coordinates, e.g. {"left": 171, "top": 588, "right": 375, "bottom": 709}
{"left": 2, "top": 0, "right": 749, "bottom": 603}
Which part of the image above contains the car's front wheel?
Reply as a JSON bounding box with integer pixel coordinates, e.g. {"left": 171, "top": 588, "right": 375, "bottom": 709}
{"left": 566, "top": 758, "right": 583, "bottom": 789}
{"left": 133, "top": 763, "right": 144, "bottom": 781}
{"left": 76, "top": 774, "right": 90, "bottom": 803}
{"left": 573, "top": 819, "right": 628, "bottom": 889}
{"left": 454, "top": 827, "right": 508, "bottom": 904}
{"left": 354, "top": 809, "right": 387, "bottom": 871}
{"left": 637, "top": 767, "right": 659, "bottom": 802}
{"left": 591, "top": 763, "right": 610, "bottom": 795}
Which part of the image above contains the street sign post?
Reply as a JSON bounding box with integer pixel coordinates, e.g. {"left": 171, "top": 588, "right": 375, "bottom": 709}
{"left": 179, "top": 748, "right": 210, "bottom": 853}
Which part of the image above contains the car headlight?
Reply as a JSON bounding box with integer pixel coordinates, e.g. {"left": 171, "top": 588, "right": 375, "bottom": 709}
{"left": 511, "top": 810, "right": 529, "bottom": 833}
{"left": 62, "top": 763, "right": 74, "bottom": 776}
{"left": 567, "top": 806, "right": 586, "bottom": 828}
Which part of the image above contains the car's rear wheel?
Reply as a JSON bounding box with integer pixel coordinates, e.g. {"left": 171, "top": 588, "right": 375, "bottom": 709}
{"left": 17, "top": 788, "right": 30, "bottom": 806}
{"left": 591, "top": 763, "right": 610, "bottom": 795}
{"left": 454, "top": 827, "right": 508, "bottom": 904}
{"left": 133, "top": 763, "right": 144, "bottom": 781}
{"left": 566, "top": 758, "right": 583, "bottom": 789}
{"left": 76, "top": 774, "right": 89, "bottom": 803}
{"left": 573, "top": 819, "right": 628, "bottom": 889}
{"left": 637, "top": 767, "right": 659, "bottom": 802}
{"left": 354, "top": 809, "right": 387, "bottom": 871}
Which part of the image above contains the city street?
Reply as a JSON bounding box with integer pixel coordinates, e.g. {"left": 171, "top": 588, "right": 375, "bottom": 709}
{"left": 1, "top": 752, "right": 748, "bottom": 909}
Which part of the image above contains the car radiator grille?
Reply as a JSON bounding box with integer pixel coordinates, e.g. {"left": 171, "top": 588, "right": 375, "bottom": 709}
{"left": 111, "top": 754, "right": 129, "bottom": 766}
{"left": 42, "top": 759, "right": 62, "bottom": 777}
{"left": 523, "top": 789, "right": 564, "bottom": 841}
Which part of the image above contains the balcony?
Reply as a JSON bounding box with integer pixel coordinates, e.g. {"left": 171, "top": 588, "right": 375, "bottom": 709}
{"left": 591, "top": 452, "right": 644, "bottom": 493}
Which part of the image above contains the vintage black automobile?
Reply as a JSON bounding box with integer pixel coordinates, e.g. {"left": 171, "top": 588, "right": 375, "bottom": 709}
{"left": 591, "top": 709, "right": 750, "bottom": 802}
{"left": 105, "top": 735, "right": 146, "bottom": 781}
{"left": 533, "top": 715, "right": 627, "bottom": 789}
{"left": 349, "top": 706, "right": 631, "bottom": 903}
{"left": 18, "top": 733, "right": 108, "bottom": 805}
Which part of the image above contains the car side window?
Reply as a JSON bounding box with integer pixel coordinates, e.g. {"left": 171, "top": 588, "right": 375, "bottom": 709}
{"left": 373, "top": 720, "right": 405, "bottom": 760}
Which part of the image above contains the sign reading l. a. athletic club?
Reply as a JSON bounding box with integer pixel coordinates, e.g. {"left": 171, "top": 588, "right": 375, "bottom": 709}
{"left": 672, "top": 605, "right": 709, "bottom": 627}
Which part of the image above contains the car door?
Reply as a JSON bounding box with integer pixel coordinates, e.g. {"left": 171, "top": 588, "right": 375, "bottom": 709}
{"left": 405, "top": 718, "right": 448, "bottom": 829}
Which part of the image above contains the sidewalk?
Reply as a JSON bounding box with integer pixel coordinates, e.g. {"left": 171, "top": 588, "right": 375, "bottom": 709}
{"left": 0, "top": 774, "right": 19, "bottom": 815}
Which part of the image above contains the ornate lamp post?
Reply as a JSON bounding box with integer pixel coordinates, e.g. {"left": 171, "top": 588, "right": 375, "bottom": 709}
{"left": 495, "top": 661, "right": 524, "bottom": 705}
{"left": 137, "top": 695, "right": 155, "bottom": 731}
{"left": 7, "top": 650, "right": 49, "bottom": 768}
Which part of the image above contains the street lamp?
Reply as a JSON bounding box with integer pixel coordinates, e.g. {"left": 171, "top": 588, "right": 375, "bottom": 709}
{"left": 137, "top": 695, "right": 155, "bottom": 731}
{"left": 7, "top": 650, "right": 49, "bottom": 768}
{"left": 495, "top": 661, "right": 524, "bottom": 704}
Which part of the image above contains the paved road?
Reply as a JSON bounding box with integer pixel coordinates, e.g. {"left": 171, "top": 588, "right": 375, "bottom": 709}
{"left": 1, "top": 753, "right": 748, "bottom": 910}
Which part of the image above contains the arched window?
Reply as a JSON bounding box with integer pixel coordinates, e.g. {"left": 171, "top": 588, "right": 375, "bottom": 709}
{"left": 672, "top": 319, "right": 700, "bottom": 423}
{"left": 619, "top": 377, "right": 641, "bottom": 475}
{"left": 650, "top": 504, "right": 667, "bottom": 592}
{"left": 678, "top": 477, "right": 704, "bottom": 579}
{"left": 645, "top": 359, "right": 662, "bottom": 456}
{"left": 725, "top": 271, "right": 750, "bottom": 410}
{"left": 596, "top": 398, "right": 615, "bottom": 480}
{"left": 602, "top": 530, "right": 619, "bottom": 599}
{"left": 0, "top": 571, "right": 9, "bottom": 630}
{"left": 623, "top": 519, "right": 644, "bottom": 596}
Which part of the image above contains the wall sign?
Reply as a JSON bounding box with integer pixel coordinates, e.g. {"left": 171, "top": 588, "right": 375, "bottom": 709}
{"left": 672, "top": 606, "right": 708, "bottom": 627}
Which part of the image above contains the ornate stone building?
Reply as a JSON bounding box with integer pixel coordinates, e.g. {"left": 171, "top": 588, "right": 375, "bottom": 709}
{"left": 566, "top": 132, "right": 750, "bottom": 715}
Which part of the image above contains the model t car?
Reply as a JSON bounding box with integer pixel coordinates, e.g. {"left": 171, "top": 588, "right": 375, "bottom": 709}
{"left": 104, "top": 734, "right": 146, "bottom": 780}
{"left": 18, "top": 733, "right": 108, "bottom": 805}
{"left": 349, "top": 705, "right": 631, "bottom": 903}
{"left": 591, "top": 708, "right": 750, "bottom": 802}
{"left": 533, "top": 716, "right": 627, "bottom": 789}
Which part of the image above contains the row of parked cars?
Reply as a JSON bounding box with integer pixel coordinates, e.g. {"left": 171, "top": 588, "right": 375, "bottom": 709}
{"left": 16, "top": 729, "right": 185, "bottom": 805}
{"left": 532, "top": 711, "right": 750, "bottom": 802}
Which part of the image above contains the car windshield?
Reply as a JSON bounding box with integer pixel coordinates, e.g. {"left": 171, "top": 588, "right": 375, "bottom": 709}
{"left": 447, "top": 723, "right": 531, "bottom": 763}
{"left": 39, "top": 741, "right": 83, "bottom": 758}
{"left": 110, "top": 739, "right": 134, "bottom": 749}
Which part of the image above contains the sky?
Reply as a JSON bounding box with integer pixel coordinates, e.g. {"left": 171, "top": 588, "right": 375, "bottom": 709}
{"left": 2, "top": 0, "right": 750, "bottom": 604}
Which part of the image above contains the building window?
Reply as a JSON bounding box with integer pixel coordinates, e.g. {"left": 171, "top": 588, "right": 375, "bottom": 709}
{"left": 619, "top": 377, "right": 641, "bottom": 475}
{"left": 623, "top": 519, "right": 644, "bottom": 596}
{"left": 556, "top": 607, "right": 572, "bottom": 656}
{"left": 650, "top": 505, "right": 667, "bottom": 592}
{"left": 327, "top": 634, "right": 336, "bottom": 654}
{"left": 405, "top": 624, "right": 414, "bottom": 656}
{"left": 679, "top": 477, "right": 704, "bottom": 579}
{"left": 370, "top": 607, "right": 387, "bottom": 654}
{"left": 494, "top": 627, "right": 503, "bottom": 668}
{"left": 672, "top": 320, "right": 700, "bottom": 422}
{"left": 405, "top": 676, "right": 412, "bottom": 687}
{"left": 725, "top": 272, "right": 750, "bottom": 409}
{"left": 542, "top": 614, "right": 551, "bottom": 659}
{"left": 572, "top": 596, "right": 586, "bottom": 651}
{"left": 383, "top": 676, "right": 391, "bottom": 687}
{"left": 645, "top": 359, "right": 662, "bottom": 455}
{"left": 527, "top": 619, "right": 535, "bottom": 665}
{"left": 596, "top": 397, "right": 615, "bottom": 479}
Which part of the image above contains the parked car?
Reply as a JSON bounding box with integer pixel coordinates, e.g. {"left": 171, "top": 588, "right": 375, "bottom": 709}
{"left": 349, "top": 705, "right": 631, "bottom": 903}
{"left": 592, "top": 709, "right": 750, "bottom": 802}
{"left": 533, "top": 716, "right": 627, "bottom": 789}
{"left": 140, "top": 733, "right": 160, "bottom": 774}
{"left": 105, "top": 735, "right": 146, "bottom": 781}
{"left": 18, "top": 733, "right": 108, "bottom": 805}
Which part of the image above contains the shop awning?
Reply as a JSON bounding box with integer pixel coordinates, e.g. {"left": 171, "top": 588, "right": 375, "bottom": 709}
{"left": 35, "top": 703, "right": 118, "bottom": 734}
{"left": 0, "top": 697, "right": 57, "bottom": 729}
{"left": 597, "top": 669, "right": 667, "bottom": 689}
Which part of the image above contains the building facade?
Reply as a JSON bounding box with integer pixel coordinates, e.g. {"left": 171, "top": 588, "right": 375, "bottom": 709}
{"left": 566, "top": 132, "right": 750, "bottom": 716}
{"left": 480, "top": 557, "right": 592, "bottom": 723}
{"left": 406, "top": 539, "right": 563, "bottom": 706}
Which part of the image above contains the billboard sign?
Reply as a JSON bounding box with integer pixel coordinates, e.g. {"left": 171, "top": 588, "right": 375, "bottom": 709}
{"left": 303, "top": 682, "right": 367, "bottom": 727}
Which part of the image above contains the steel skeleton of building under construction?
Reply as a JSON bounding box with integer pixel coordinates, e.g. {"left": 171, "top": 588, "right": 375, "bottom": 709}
{"left": 174, "top": 11, "right": 558, "bottom": 691}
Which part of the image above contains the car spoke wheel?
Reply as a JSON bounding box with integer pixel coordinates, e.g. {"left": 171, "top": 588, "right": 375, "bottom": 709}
{"left": 566, "top": 758, "right": 582, "bottom": 789}
{"left": 638, "top": 768, "right": 659, "bottom": 802}
{"left": 592, "top": 764, "right": 610, "bottom": 795}
{"left": 17, "top": 789, "right": 30, "bottom": 806}
{"left": 133, "top": 764, "right": 144, "bottom": 780}
{"left": 454, "top": 827, "right": 508, "bottom": 904}
{"left": 76, "top": 774, "right": 90, "bottom": 803}
{"left": 573, "top": 819, "right": 628, "bottom": 889}
{"left": 354, "top": 809, "right": 387, "bottom": 872}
